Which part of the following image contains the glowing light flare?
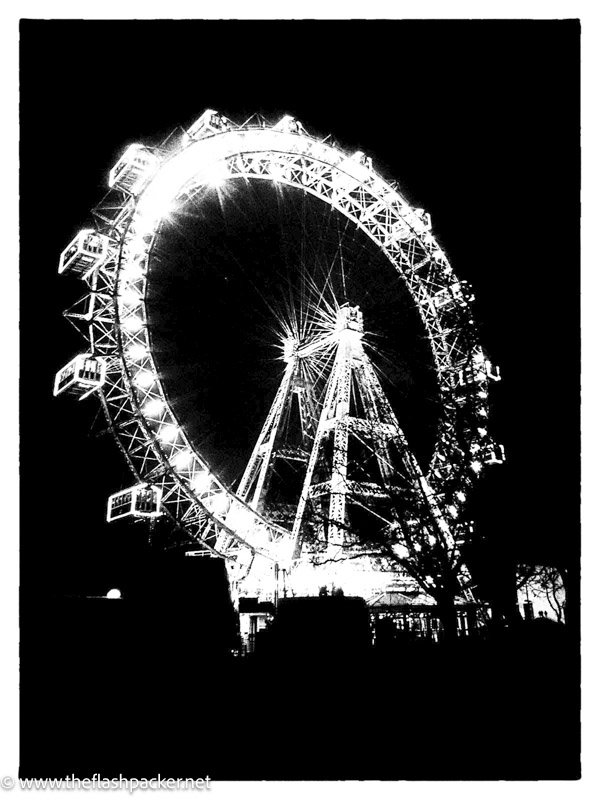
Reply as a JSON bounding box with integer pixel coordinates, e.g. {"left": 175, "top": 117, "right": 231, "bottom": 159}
{"left": 120, "top": 256, "right": 146, "bottom": 279}
{"left": 173, "top": 450, "right": 193, "bottom": 470}
{"left": 122, "top": 314, "right": 143, "bottom": 333}
{"left": 133, "top": 370, "right": 155, "bottom": 389}
{"left": 208, "top": 492, "right": 229, "bottom": 517}
{"left": 143, "top": 397, "right": 165, "bottom": 416}
{"left": 119, "top": 287, "right": 142, "bottom": 306}
{"left": 267, "top": 160, "right": 286, "bottom": 182}
{"left": 201, "top": 160, "right": 229, "bottom": 188}
{"left": 391, "top": 543, "right": 409, "bottom": 560}
{"left": 334, "top": 153, "right": 372, "bottom": 190}
{"left": 191, "top": 470, "right": 212, "bottom": 495}
{"left": 127, "top": 343, "right": 148, "bottom": 361}
{"left": 158, "top": 424, "right": 178, "bottom": 443}
{"left": 227, "top": 501, "right": 254, "bottom": 532}
{"left": 134, "top": 200, "right": 178, "bottom": 236}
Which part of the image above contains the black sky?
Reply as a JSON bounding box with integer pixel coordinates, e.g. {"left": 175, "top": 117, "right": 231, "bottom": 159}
{"left": 20, "top": 20, "right": 580, "bottom": 601}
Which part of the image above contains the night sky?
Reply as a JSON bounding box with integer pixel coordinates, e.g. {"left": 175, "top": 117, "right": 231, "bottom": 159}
{"left": 20, "top": 20, "right": 580, "bottom": 603}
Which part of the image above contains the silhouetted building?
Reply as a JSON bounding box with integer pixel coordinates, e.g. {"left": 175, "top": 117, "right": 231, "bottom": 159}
{"left": 257, "top": 595, "right": 371, "bottom": 655}
{"left": 238, "top": 598, "right": 274, "bottom": 654}
{"left": 367, "top": 589, "right": 480, "bottom": 642}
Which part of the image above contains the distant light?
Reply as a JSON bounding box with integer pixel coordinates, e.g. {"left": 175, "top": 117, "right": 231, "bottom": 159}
{"left": 448, "top": 505, "right": 458, "bottom": 518}
{"left": 477, "top": 408, "right": 488, "bottom": 417}
{"left": 191, "top": 470, "right": 211, "bottom": 494}
{"left": 391, "top": 543, "right": 409, "bottom": 559}
{"left": 106, "top": 588, "right": 121, "bottom": 600}
{"left": 471, "top": 460, "right": 482, "bottom": 473}
{"left": 158, "top": 424, "right": 178, "bottom": 443}
{"left": 123, "top": 314, "right": 143, "bottom": 333}
{"left": 456, "top": 491, "right": 466, "bottom": 503}
{"left": 143, "top": 397, "right": 164, "bottom": 416}
{"left": 134, "top": 370, "right": 154, "bottom": 389}
{"left": 135, "top": 198, "right": 178, "bottom": 233}
{"left": 127, "top": 343, "right": 147, "bottom": 361}
{"left": 477, "top": 427, "right": 487, "bottom": 437}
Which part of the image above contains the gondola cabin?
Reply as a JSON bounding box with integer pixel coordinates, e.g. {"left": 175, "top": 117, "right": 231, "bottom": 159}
{"left": 108, "top": 144, "right": 160, "bottom": 195}
{"left": 106, "top": 484, "right": 162, "bottom": 522}
{"left": 53, "top": 354, "right": 106, "bottom": 398}
{"left": 58, "top": 230, "right": 111, "bottom": 278}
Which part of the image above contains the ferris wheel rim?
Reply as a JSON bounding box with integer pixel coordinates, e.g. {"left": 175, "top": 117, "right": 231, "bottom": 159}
{"left": 72, "top": 113, "right": 498, "bottom": 572}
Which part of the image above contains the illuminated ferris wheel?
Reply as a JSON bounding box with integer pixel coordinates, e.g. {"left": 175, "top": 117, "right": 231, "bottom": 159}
{"left": 55, "top": 110, "right": 504, "bottom": 602}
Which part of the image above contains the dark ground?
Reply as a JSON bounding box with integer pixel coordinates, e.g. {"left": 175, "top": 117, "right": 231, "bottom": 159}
{"left": 20, "top": 559, "right": 580, "bottom": 781}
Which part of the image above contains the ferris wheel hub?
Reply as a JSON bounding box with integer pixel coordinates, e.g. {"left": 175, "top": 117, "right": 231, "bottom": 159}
{"left": 335, "top": 304, "right": 363, "bottom": 334}
{"left": 282, "top": 337, "right": 299, "bottom": 363}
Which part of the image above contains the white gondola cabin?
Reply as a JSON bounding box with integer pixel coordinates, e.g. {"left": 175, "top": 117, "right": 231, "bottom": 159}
{"left": 108, "top": 144, "right": 160, "bottom": 195}
{"left": 186, "top": 110, "right": 232, "bottom": 140}
{"left": 482, "top": 443, "right": 506, "bottom": 465}
{"left": 412, "top": 208, "right": 432, "bottom": 233}
{"left": 106, "top": 484, "right": 162, "bottom": 522}
{"left": 273, "top": 115, "right": 306, "bottom": 135}
{"left": 58, "top": 230, "right": 111, "bottom": 277}
{"left": 53, "top": 354, "right": 106, "bottom": 398}
{"left": 458, "top": 354, "right": 501, "bottom": 387}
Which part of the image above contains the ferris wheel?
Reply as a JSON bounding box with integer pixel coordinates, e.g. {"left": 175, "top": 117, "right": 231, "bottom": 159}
{"left": 54, "top": 110, "right": 504, "bottom": 603}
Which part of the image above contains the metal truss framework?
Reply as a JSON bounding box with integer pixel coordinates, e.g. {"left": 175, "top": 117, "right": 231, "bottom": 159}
{"left": 57, "top": 110, "right": 503, "bottom": 595}
{"left": 235, "top": 303, "right": 474, "bottom": 598}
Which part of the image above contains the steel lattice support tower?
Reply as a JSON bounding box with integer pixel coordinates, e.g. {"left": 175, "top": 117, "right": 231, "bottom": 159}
{"left": 236, "top": 303, "right": 457, "bottom": 589}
